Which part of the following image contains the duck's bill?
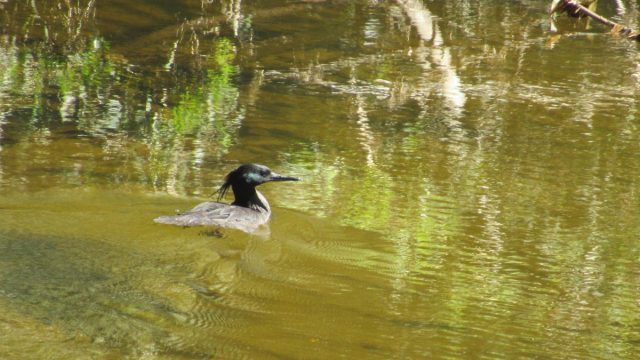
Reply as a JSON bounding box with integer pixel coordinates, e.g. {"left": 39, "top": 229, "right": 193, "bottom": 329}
{"left": 269, "top": 173, "right": 300, "bottom": 182}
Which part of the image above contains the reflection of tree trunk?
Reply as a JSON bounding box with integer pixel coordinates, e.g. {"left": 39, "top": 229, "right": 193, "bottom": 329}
{"left": 613, "top": 0, "right": 626, "bottom": 16}
{"left": 355, "top": 95, "right": 376, "bottom": 167}
{"left": 225, "top": 0, "right": 243, "bottom": 37}
{"left": 395, "top": 0, "right": 466, "bottom": 115}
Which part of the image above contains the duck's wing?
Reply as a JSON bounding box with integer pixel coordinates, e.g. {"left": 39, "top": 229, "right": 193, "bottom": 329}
{"left": 154, "top": 202, "right": 231, "bottom": 227}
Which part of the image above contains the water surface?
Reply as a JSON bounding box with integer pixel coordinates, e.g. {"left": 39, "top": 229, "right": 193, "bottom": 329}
{"left": 1, "top": 0, "right": 640, "bottom": 358}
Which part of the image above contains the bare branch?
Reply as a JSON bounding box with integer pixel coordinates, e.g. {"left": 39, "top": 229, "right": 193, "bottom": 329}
{"left": 550, "top": 0, "right": 640, "bottom": 40}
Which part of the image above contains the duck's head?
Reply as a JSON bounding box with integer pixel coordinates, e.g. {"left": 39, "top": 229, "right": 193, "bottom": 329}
{"left": 218, "top": 164, "right": 299, "bottom": 201}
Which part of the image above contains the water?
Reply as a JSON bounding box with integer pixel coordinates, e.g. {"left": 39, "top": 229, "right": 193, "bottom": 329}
{"left": 1, "top": 0, "right": 640, "bottom": 358}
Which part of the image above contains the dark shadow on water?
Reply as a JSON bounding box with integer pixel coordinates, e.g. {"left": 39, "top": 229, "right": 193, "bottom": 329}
{"left": 0, "top": 232, "right": 176, "bottom": 355}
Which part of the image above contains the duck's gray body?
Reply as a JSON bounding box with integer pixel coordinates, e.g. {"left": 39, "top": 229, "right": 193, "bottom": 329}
{"left": 154, "top": 164, "right": 298, "bottom": 233}
{"left": 154, "top": 192, "right": 271, "bottom": 233}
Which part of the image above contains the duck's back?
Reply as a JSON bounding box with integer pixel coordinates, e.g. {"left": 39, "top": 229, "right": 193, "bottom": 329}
{"left": 154, "top": 200, "right": 270, "bottom": 232}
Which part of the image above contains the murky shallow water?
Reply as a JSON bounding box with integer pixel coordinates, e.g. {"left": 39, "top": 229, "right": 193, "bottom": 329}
{"left": 1, "top": 0, "right": 640, "bottom": 358}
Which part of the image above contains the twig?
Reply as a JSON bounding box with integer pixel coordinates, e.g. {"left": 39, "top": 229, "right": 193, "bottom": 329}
{"left": 550, "top": 0, "right": 640, "bottom": 40}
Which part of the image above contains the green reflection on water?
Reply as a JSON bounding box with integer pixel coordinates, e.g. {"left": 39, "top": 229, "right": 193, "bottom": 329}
{"left": 170, "top": 38, "right": 240, "bottom": 137}
{"left": 0, "top": 11, "right": 244, "bottom": 192}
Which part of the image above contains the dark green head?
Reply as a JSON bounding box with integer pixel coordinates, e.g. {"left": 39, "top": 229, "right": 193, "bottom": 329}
{"left": 217, "top": 164, "right": 299, "bottom": 202}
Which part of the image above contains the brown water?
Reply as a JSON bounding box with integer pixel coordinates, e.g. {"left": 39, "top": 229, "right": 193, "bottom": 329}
{"left": 1, "top": 0, "right": 640, "bottom": 358}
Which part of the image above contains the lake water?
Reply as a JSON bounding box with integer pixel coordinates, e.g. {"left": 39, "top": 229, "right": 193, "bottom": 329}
{"left": 1, "top": 0, "right": 640, "bottom": 358}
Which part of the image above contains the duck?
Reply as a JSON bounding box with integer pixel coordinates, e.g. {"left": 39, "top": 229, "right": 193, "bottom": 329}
{"left": 154, "top": 164, "right": 299, "bottom": 233}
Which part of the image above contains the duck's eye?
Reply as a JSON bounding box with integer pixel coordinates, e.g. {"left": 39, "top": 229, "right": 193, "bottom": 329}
{"left": 245, "top": 173, "right": 261, "bottom": 183}
{"left": 261, "top": 170, "right": 270, "bottom": 177}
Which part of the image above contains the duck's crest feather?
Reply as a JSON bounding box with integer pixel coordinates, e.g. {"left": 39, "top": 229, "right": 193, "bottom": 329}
{"left": 217, "top": 168, "right": 238, "bottom": 201}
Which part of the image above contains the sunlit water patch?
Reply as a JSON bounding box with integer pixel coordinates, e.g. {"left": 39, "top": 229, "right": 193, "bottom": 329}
{"left": 0, "top": 188, "right": 402, "bottom": 358}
